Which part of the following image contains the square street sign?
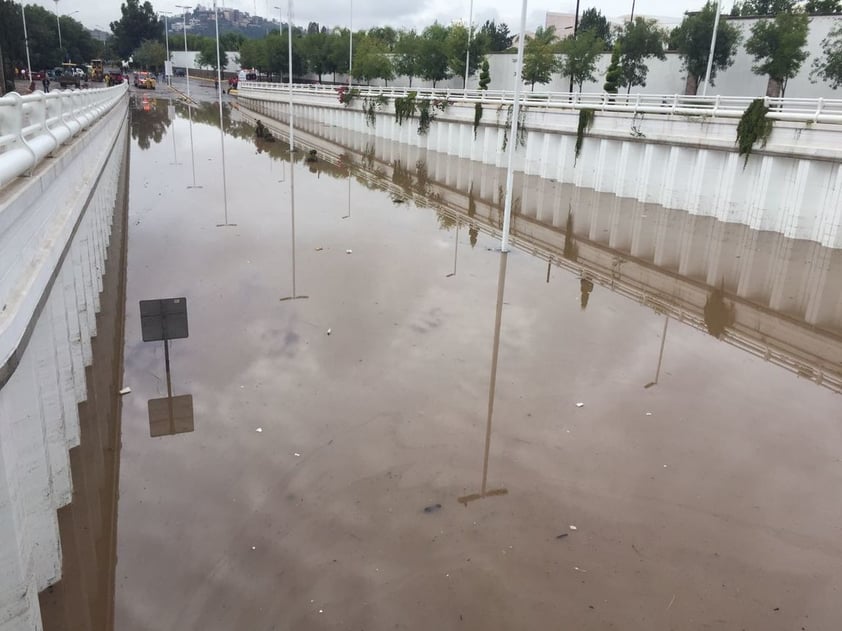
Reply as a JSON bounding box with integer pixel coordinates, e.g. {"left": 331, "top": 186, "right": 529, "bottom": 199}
{"left": 140, "top": 297, "right": 189, "bottom": 342}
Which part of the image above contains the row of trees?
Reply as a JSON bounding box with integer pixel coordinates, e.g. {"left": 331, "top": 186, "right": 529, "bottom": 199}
{"left": 108, "top": 0, "right": 842, "bottom": 98}
{"left": 0, "top": 1, "right": 102, "bottom": 74}
{"left": 519, "top": 2, "right": 842, "bottom": 97}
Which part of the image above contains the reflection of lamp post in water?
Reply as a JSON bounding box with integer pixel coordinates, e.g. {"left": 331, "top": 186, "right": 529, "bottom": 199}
{"left": 459, "top": 0, "right": 527, "bottom": 507}
{"left": 446, "top": 222, "right": 460, "bottom": 278}
{"left": 279, "top": 157, "right": 308, "bottom": 301}
{"left": 644, "top": 315, "right": 669, "bottom": 389}
{"left": 213, "top": 0, "right": 234, "bottom": 228}
{"left": 168, "top": 103, "right": 180, "bottom": 165}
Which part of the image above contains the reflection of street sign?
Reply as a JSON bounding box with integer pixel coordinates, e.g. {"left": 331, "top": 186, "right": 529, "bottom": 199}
{"left": 141, "top": 297, "right": 193, "bottom": 438}
{"left": 140, "top": 297, "right": 188, "bottom": 342}
{"left": 148, "top": 394, "right": 194, "bottom": 437}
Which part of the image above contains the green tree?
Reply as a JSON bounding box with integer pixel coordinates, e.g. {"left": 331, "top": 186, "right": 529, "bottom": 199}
{"left": 367, "top": 26, "right": 398, "bottom": 51}
{"left": 804, "top": 0, "right": 842, "bottom": 12}
{"left": 239, "top": 38, "right": 267, "bottom": 71}
{"left": 394, "top": 29, "right": 422, "bottom": 86}
{"left": 133, "top": 38, "right": 167, "bottom": 71}
{"left": 479, "top": 57, "right": 491, "bottom": 89}
{"left": 522, "top": 26, "right": 561, "bottom": 90}
{"left": 810, "top": 23, "right": 842, "bottom": 86}
{"left": 196, "top": 37, "right": 228, "bottom": 71}
{"left": 672, "top": 1, "right": 742, "bottom": 94}
{"left": 745, "top": 11, "right": 809, "bottom": 97}
{"left": 300, "top": 29, "right": 330, "bottom": 81}
{"left": 446, "top": 23, "right": 488, "bottom": 86}
{"left": 352, "top": 36, "right": 394, "bottom": 84}
{"left": 478, "top": 20, "right": 513, "bottom": 52}
{"left": 560, "top": 29, "right": 604, "bottom": 92}
{"left": 617, "top": 17, "right": 667, "bottom": 92}
{"left": 419, "top": 23, "right": 451, "bottom": 87}
{"left": 219, "top": 32, "right": 246, "bottom": 51}
{"left": 110, "top": 0, "right": 160, "bottom": 58}
{"left": 578, "top": 7, "right": 612, "bottom": 49}
{"left": 730, "top": 0, "right": 798, "bottom": 15}
{"left": 603, "top": 43, "right": 622, "bottom": 93}
{"left": 327, "top": 28, "right": 350, "bottom": 81}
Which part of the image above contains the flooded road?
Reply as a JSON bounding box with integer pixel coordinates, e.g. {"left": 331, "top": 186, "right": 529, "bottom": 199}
{"left": 114, "top": 89, "right": 842, "bottom": 630}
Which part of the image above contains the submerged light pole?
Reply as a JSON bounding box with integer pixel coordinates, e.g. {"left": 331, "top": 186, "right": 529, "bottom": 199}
{"left": 464, "top": 0, "right": 474, "bottom": 89}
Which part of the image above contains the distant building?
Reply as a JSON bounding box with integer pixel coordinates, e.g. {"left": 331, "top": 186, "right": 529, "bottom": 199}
{"left": 545, "top": 12, "right": 575, "bottom": 38}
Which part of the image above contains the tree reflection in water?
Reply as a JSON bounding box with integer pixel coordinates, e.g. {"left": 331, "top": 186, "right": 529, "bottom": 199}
{"left": 130, "top": 95, "right": 171, "bottom": 150}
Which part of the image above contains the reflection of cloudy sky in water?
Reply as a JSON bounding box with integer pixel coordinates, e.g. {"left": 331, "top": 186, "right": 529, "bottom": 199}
{"left": 116, "top": 95, "right": 842, "bottom": 631}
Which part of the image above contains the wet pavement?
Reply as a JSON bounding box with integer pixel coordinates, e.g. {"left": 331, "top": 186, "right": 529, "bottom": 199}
{"left": 111, "top": 87, "right": 842, "bottom": 630}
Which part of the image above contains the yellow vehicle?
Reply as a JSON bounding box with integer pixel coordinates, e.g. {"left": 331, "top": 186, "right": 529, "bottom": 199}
{"left": 91, "top": 59, "right": 104, "bottom": 82}
{"left": 134, "top": 71, "right": 157, "bottom": 90}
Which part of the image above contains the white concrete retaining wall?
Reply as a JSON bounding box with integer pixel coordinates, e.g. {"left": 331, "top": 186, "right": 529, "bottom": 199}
{"left": 0, "top": 94, "right": 129, "bottom": 631}
{"left": 237, "top": 87, "right": 842, "bottom": 249}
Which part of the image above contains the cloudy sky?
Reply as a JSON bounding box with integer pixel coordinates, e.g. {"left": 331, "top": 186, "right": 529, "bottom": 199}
{"left": 30, "top": 0, "right": 740, "bottom": 33}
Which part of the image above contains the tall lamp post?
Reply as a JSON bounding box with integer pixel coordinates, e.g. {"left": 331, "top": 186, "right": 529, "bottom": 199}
{"left": 175, "top": 4, "right": 192, "bottom": 98}
{"left": 21, "top": 4, "right": 33, "bottom": 88}
{"left": 348, "top": 0, "right": 353, "bottom": 89}
{"left": 463, "top": 0, "right": 473, "bottom": 89}
{"left": 53, "top": 0, "right": 62, "bottom": 50}
{"left": 161, "top": 11, "right": 172, "bottom": 84}
{"left": 701, "top": 0, "right": 722, "bottom": 96}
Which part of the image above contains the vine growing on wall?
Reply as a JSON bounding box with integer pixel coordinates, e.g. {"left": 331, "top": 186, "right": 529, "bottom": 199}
{"left": 575, "top": 108, "right": 595, "bottom": 161}
{"left": 736, "top": 98, "right": 773, "bottom": 167}
{"left": 501, "top": 105, "right": 528, "bottom": 151}
{"left": 418, "top": 100, "right": 433, "bottom": 135}
{"left": 363, "top": 94, "right": 389, "bottom": 128}
{"left": 473, "top": 103, "right": 483, "bottom": 138}
{"left": 395, "top": 91, "right": 418, "bottom": 126}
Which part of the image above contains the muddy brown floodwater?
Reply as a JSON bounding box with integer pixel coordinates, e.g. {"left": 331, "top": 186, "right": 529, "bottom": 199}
{"left": 111, "top": 91, "right": 842, "bottom": 630}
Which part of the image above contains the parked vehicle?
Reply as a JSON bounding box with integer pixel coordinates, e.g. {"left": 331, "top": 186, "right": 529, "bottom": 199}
{"left": 57, "top": 64, "right": 82, "bottom": 89}
{"left": 134, "top": 72, "right": 157, "bottom": 90}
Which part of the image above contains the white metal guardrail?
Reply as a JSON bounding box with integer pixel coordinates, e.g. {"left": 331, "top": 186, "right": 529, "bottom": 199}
{"left": 0, "top": 83, "right": 128, "bottom": 187}
{"left": 239, "top": 82, "right": 842, "bottom": 125}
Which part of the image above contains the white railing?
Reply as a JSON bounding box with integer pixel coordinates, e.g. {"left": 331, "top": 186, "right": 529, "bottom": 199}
{"left": 238, "top": 82, "right": 842, "bottom": 125}
{"left": 0, "top": 83, "right": 128, "bottom": 187}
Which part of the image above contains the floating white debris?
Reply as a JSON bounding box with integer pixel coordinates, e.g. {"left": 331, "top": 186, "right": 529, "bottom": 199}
{"left": 645, "top": 412, "right": 652, "bottom": 416}
{"left": 119, "top": 387, "right": 131, "bottom": 395}
{"left": 251, "top": 546, "right": 256, "bottom": 550}
{"left": 318, "top": 609, "right": 324, "bottom": 614}
{"left": 326, "top": 328, "right": 332, "bottom": 335}
{"left": 345, "top": 249, "right": 353, "bottom": 254}
{"left": 569, "top": 525, "right": 577, "bottom": 531}
{"left": 255, "top": 427, "right": 263, "bottom": 433}
{"left": 576, "top": 402, "right": 584, "bottom": 408}
{"left": 294, "top": 452, "right": 301, "bottom": 457}
{"left": 663, "top": 464, "right": 668, "bottom": 468}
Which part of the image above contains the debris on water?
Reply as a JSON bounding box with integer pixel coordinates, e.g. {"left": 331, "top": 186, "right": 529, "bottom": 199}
{"left": 569, "top": 525, "right": 577, "bottom": 531}
{"left": 556, "top": 533, "right": 569, "bottom": 539}
{"left": 251, "top": 546, "right": 256, "bottom": 550}
{"left": 645, "top": 412, "right": 652, "bottom": 416}
{"left": 294, "top": 452, "right": 301, "bottom": 457}
{"left": 255, "top": 427, "right": 263, "bottom": 433}
{"left": 326, "top": 328, "right": 332, "bottom": 335}
{"left": 119, "top": 387, "right": 131, "bottom": 395}
{"left": 576, "top": 402, "right": 584, "bottom": 408}
{"left": 663, "top": 464, "right": 668, "bottom": 468}
{"left": 345, "top": 249, "right": 353, "bottom": 254}
{"left": 318, "top": 609, "right": 324, "bottom": 614}
{"left": 574, "top": 566, "right": 587, "bottom": 572}
{"left": 305, "top": 149, "right": 318, "bottom": 163}
{"left": 315, "top": 247, "right": 324, "bottom": 251}
{"left": 423, "top": 503, "right": 442, "bottom": 514}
